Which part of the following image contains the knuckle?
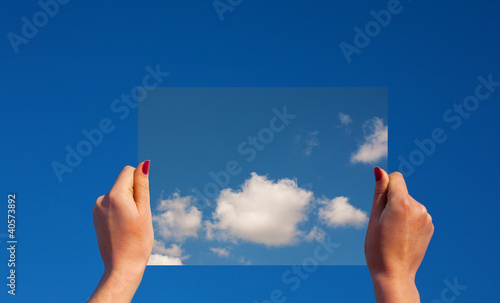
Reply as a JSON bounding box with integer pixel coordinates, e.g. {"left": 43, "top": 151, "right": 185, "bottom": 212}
{"left": 393, "top": 199, "right": 411, "bottom": 216}
{"left": 406, "top": 202, "right": 427, "bottom": 218}
{"left": 93, "top": 196, "right": 105, "bottom": 215}
{"left": 409, "top": 196, "right": 427, "bottom": 215}
{"left": 419, "top": 204, "right": 428, "bottom": 215}
{"left": 95, "top": 195, "right": 104, "bottom": 206}
{"left": 390, "top": 171, "right": 404, "bottom": 180}
{"left": 123, "top": 165, "right": 135, "bottom": 172}
{"left": 399, "top": 194, "right": 412, "bottom": 209}
{"left": 107, "top": 191, "right": 126, "bottom": 208}
{"left": 108, "top": 189, "right": 121, "bottom": 202}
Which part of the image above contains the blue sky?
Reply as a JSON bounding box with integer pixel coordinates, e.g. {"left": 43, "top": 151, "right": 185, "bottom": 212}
{"left": 139, "top": 87, "right": 387, "bottom": 265}
{"left": 1, "top": 0, "right": 499, "bottom": 302}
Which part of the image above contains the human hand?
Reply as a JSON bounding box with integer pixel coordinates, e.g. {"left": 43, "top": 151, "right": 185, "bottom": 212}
{"left": 365, "top": 167, "right": 434, "bottom": 303}
{"left": 88, "top": 161, "right": 154, "bottom": 303}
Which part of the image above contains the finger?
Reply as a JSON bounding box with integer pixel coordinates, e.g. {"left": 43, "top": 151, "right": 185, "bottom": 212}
{"left": 387, "top": 172, "right": 409, "bottom": 203}
{"left": 134, "top": 160, "right": 151, "bottom": 213}
{"left": 370, "top": 167, "right": 389, "bottom": 221}
{"left": 110, "top": 165, "right": 135, "bottom": 198}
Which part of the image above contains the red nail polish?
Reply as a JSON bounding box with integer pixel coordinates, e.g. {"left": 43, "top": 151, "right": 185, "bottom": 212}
{"left": 374, "top": 167, "right": 382, "bottom": 182}
{"left": 142, "top": 160, "right": 150, "bottom": 175}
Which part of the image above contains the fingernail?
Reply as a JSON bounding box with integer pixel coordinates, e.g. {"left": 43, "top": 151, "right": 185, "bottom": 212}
{"left": 142, "top": 160, "right": 150, "bottom": 175}
{"left": 374, "top": 167, "right": 382, "bottom": 182}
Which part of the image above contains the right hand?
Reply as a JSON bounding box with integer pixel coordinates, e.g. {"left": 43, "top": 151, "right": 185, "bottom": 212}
{"left": 89, "top": 161, "right": 154, "bottom": 303}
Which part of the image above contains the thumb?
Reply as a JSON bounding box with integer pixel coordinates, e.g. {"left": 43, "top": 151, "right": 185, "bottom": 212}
{"left": 133, "top": 160, "right": 151, "bottom": 213}
{"left": 370, "top": 167, "right": 389, "bottom": 222}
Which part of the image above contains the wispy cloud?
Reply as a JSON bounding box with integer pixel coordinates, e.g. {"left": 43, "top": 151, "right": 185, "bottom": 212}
{"left": 338, "top": 112, "right": 352, "bottom": 126}
{"left": 318, "top": 196, "right": 368, "bottom": 228}
{"left": 238, "top": 256, "right": 252, "bottom": 265}
{"left": 153, "top": 192, "right": 202, "bottom": 242}
{"left": 304, "top": 226, "right": 326, "bottom": 242}
{"left": 207, "top": 173, "right": 314, "bottom": 246}
{"left": 337, "top": 112, "right": 353, "bottom": 133}
{"left": 305, "top": 131, "right": 319, "bottom": 156}
{"left": 210, "top": 247, "right": 230, "bottom": 258}
{"left": 350, "top": 117, "right": 388, "bottom": 164}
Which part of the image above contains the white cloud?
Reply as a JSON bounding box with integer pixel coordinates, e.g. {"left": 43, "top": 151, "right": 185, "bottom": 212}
{"left": 318, "top": 196, "right": 368, "bottom": 228}
{"left": 148, "top": 240, "right": 188, "bottom": 265}
{"left": 305, "top": 131, "right": 319, "bottom": 156}
{"left": 147, "top": 254, "right": 183, "bottom": 265}
{"left": 153, "top": 192, "right": 202, "bottom": 241}
{"left": 208, "top": 173, "right": 314, "bottom": 246}
{"left": 338, "top": 112, "right": 352, "bottom": 126}
{"left": 152, "top": 240, "right": 182, "bottom": 258}
{"left": 210, "top": 247, "right": 230, "bottom": 258}
{"left": 350, "top": 117, "right": 388, "bottom": 164}
{"left": 304, "top": 226, "right": 326, "bottom": 242}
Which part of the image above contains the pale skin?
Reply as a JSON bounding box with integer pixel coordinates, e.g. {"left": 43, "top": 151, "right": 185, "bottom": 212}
{"left": 365, "top": 167, "right": 434, "bottom": 302}
{"left": 88, "top": 161, "right": 154, "bottom": 302}
{"left": 89, "top": 164, "right": 433, "bottom": 302}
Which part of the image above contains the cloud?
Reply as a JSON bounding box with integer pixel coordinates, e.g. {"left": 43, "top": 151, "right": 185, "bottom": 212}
{"left": 318, "top": 196, "right": 368, "bottom": 228}
{"left": 305, "top": 131, "right": 319, "bottom": 156}
{"left": 210, "top": 247, "right": 230, "bottom": 258}
{"left": 350, "top": 117, "right": 388, "bottom": 164}
{"left": 304, "top": 226, "right": 326, "bottom": 242}
{"left": 338, "top": 112, "right": 352, "bottom": 126}
{"left": 152, "top": 192, "right": 202, "bottom": 242}
{"left": 207, "top": 173, "right": 314, "bottom": 246}
{"left": 152, "top": 240, "right": 183, "bottom": 258}
{"left": 238, "top": 256, "right": 252, "bottom": 265}
{"left": 147, "top": 254, "right": 183, "bottom": 265}
{"left": 147, "top": 240, "right": 188, "bottom": 265}
{"left": 209, "top": 247, "right": 253, "bottom": 265}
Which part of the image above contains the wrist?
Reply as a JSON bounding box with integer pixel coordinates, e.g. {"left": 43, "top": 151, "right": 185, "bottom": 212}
{"left": 105, "top": 264, "right": 146, "bottom": 285}
{"left": 88, "top": 267, "right": 145, "bottom": 303}
{"left": 371, "top": 273, "right": 419, "bottom": 303}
